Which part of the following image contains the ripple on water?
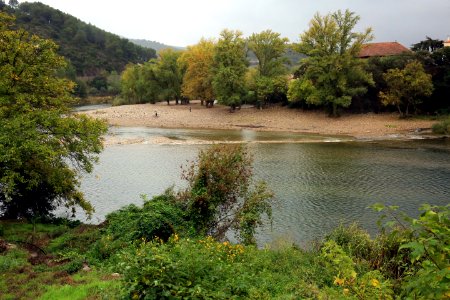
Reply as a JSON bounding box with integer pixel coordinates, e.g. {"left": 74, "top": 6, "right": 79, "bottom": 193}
{"left": 78, "top": 130, "right": 450, "bottom": 245}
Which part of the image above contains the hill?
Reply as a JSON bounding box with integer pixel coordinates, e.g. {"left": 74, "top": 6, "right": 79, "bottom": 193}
{"left": 3, "top": 2, "right": 157, "bottom": 76}
{"left": 129, "top": 39, "right": 184, "bottom": 52}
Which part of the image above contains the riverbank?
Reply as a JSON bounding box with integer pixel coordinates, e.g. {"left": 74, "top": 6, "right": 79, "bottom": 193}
{"left": 81, "top": 101, "right": 438, "bottom": 139}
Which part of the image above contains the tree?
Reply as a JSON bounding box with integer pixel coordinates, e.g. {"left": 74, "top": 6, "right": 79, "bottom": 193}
{"left": 8, "top": 0, "right": 18, "bottom": 8}
{"left": 180, "top": 38, "right": 216, "bottom": 107}
{"left": 212, "top": 29, "right": 249, "bottom": 110}
{"left": 379, "top": 60, "right": 433, "bottom": 117}
{"left": 180, "top": 144, "right": 273, "bottom": 245}
{"left": 411, "top": 36, "right": 443, "bottom": 53}
{"left": 120, "top": 61, "right": 161, "bottom": 104}
{"left": 247, "top": 30, "right": 289, "bottom": 107}
{"left": 291, "top": 10, "right": 374, "bottom": 116}
{"left": 0, "top": 12, "right": 107, "bottom": 219}
{"left": 247, "top": 30, "right": 289, "bottom": 77}
{"left": 157, "top": 48, "right": 184, "bottom": 105}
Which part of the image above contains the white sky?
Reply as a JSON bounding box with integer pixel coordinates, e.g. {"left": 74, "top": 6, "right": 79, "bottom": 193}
{"left": 19, "top": 0, "right": 450, "bottom": 48}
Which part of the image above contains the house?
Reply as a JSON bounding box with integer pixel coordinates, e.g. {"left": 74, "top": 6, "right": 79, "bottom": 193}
{"left": 444, "top": 37, "right": 450, "bottom": 47}
{"left": 358, "top": 42, "right": 410, "bottom": 58}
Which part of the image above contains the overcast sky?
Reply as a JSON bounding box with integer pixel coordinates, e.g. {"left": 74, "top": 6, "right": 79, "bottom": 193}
{"left": 19, "top": 0, "right": 450, "bottom": 47}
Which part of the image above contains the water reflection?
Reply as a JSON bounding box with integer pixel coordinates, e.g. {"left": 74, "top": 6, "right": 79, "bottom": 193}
{"left": 78, "top": 127, "right": 450, "bottom": 246}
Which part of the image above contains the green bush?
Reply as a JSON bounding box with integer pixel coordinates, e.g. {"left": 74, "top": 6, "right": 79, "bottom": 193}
{"left": 0, "top": 248, "right": 28, "bottom": 272}
{"left": 325, "top": 222, "right": 372, "bottom": 260}
{"left": 111, "top": 96, "right": 128, "bottom": 106}
{"left": 432, "top": 118, "right": 450, "bottom": 134}
{"left": 105, "top": 190, "right": 188, "bottom": 243}
{"left": 372, "top": 203, "right": 450, "bottom": 299}
{"left": 180, "top": 144, "right": 273, "bottom": 244}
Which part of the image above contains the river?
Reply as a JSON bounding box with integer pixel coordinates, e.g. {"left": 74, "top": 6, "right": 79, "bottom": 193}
{"left": 77, "top": 126, "right": 450, "bottom": 246}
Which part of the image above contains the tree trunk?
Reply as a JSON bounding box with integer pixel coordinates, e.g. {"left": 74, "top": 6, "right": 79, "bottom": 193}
{"left": 331, "top": 103, "right": 338, "bottom": 117}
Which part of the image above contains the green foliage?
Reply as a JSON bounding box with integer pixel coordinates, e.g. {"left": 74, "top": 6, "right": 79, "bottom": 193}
{"left": 320, "top": 240, "right": 394, "bottom": 299}
{"left": 11, "top": 2, "right": 156, "bottom": 76}
{"left": 0, "top": 248, "right": 28, "bottom": 272}
{"left": 119, "top": 236, "right": 335, "bottom": 299}
{"left": 120, "top": 50, "right": 185, "bottom": 104}
{"left": 247, "top": 29, "right": 289, "bottom": 78}
{"left": 411, "top": 36, "right": 444, "bottom": 53}
{"left": 105, "top": 190, "right": 188, "bottom": 243}
{"left": 379, "top": 60, "right": 434, "bottom": 117}
{"left": 432, "top": 117, "right": 450, "bottom": 134}
{"left": 372, "top": 203, "right": 450, "bottom": 299}
{"left": 287, "top": 77, "right": 315, "bottom": 104}
{"left": 157, "top": 49, "right": 184, "bottom": 103}
{"left": 38, "top": 271, "right": 122, "bottom": 300}
{"left": 399, "top": 204, "right": 450, "bottom": 298}
{"left": 325, "top": 223, "right": 372, "bottom": 260}
{"left": 293, "top": 9, "right": 374, "bottom": 116}
{"left": 180, "top": 144, "right": 273, "bottom": 243}
{"left": 212, "top": 29, "right": 249, "bottom": 109}
{"left": 0, "top": 12, "right": 107, "bottom": 219}
{"left": 120, "top": 62, "right": 160, "bottom": 104}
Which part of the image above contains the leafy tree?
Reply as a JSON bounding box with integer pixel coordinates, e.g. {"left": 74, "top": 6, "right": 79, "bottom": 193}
{"left": 379, "top": 60, "right": 433, "bottom": 117}
{"left": 179, "top": 144, "right": 273, "bottom": 245}
{"left": 157, "top": 49, "right": 184, "bottom": 105}
{"left": 254, "top": 75, "right": 289, "bottom": 107}
{"left": 362, "top": 53, "right": 417, "bottom": 113}
{"left": 8, "top": 0, "right": 18, "bottom": 8}
{"left": 411, "top": 36, "right": 443, "bottom": 53}
{"left": 180, "top": 38, "right": 216, "bottom": 106}
{"left": 0, "top": 12, "right": 107, "bottom": 219}
{"left": 291, "top": 10, "right": 374, "bottom": 116}
{"left": 212, "top": 29, "right": 249, "bottom": 110}
{"left": 120, "top": 61, "right": 161, "bottom": 104}
{"left": 415, "top": 47, "right": 450, "bottom": 114}
{"left": 247, "top": 30, "right": 289, "bottom": 77}
{"left": 247, "top": 30, "right": 289, "bottom": 107}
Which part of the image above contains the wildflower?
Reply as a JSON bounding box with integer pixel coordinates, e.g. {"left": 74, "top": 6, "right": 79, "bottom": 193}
{"left": 370, "top": 278, "right": 380, "bottom": 287}
{"left": 334, "top": 277, "right": 345, "bottom": 286}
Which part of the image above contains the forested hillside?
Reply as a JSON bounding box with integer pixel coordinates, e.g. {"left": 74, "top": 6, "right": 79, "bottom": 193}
{"left": 130, "top": 38, "right": 184, "bottom": 52}
{"left": 1, "top": 2, "right": 156, "bottom": 76}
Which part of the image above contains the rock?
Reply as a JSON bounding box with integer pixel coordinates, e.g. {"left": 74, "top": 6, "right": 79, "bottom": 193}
{"left": 111, "top": 273, "right": 121, "bottom": 278}
{"left": 82, "top": 263, "right": 91, "bottom": 271}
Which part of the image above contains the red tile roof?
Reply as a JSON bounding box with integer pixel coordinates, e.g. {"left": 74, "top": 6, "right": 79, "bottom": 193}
{"left": 358, "top": 42, "right": 410, "bottom": 58}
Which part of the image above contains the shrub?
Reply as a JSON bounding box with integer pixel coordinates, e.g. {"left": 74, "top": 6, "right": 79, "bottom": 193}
{"left": 180, "top": 144, "right": 274, "bottom": 244}
{"left": 372, "top": 203, "right": 450, "bottom": 299}
{"left": 324, "top": 222, "right": 372, "bottom": 261}
{"left": 432, "top": 118, "right": 450, "bottom": 134}
{"left": 105, "top": 189, "right": 188, "bottom": 243}
{"left": 119, "top": 236, "right": 249, "bottom": 299}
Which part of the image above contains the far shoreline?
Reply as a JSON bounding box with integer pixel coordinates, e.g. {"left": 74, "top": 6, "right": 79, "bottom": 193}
{"left": 79, "top": 100, "right": 441, "bottom": 140}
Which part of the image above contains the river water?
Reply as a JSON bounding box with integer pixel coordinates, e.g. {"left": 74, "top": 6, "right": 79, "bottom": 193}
{"left": 78, "top": 126, "right": 450, "bottom": 246}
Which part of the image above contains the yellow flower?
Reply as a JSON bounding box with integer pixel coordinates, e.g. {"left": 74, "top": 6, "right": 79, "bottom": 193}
{"left": 371, "top": 278, "right": 380, "bottom": 287}
{"left": 334, "top": 277, "right": 345, "bottom": 286}
{"left": 343, "top": 288, "right": 350, "bottom": 295}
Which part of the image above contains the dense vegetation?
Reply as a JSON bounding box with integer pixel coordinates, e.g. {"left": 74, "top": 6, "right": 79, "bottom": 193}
{"left": 0, "top": 12, "right": 107, "bottom": 219}
{"left": 1, "top": 1, "right": 156, "bottom": 98}
{"left": 0, "top": 2, "right": 448, "bottom": 298}
{"left": 119, "top": 9, "right": 450, "bottom": 117}
{"left": 1, "top": 139, "right": 449, "bottom": 298}
{"left": 1, "top": 187, "right": 448, "bottom": 298}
